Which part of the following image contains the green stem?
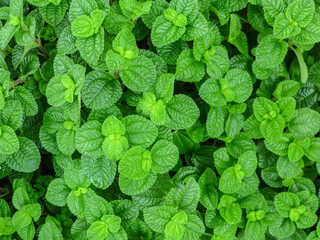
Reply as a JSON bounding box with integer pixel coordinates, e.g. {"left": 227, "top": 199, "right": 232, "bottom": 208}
{"left": 0, "top": 188, "right": 10, "bottom": 198}
{"left": 290, "top": 46, "right": 308, "bottom": 84}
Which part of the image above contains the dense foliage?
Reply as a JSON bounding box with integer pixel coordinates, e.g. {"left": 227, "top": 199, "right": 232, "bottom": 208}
{"left": 1, "top": 0, "right": 320, "bottom": 239}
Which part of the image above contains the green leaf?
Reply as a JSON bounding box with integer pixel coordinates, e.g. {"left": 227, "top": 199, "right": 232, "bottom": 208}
{"left": 274, "top": 80, "right": 300, "bottom": 99}
{"left": 286, "top": 0, "right": 315, "bottom": 28}
{"left": 0, "top": 125, "right": 19, "bottom": 155}
{"left": 277, "top": 156, "right": 302, "bottom": 179}
{"left": 64, "top": 160, "right": 91, "bottom": 189}
{"left": 261, "top": 0, "right": 286, "bottom": 25}
{"left": 288, "top": 142, "right": 304, "bottom": 162}
{"left": 0, "top": 100, "right": 23, "bottom": 130}
{"left": 0, "top": 23, "right": 19, "bottom": 50}
{"left": 199, "top": 78, "right": 226, "bottom": 106}
{"left": 253, "top": 97, "right": 280, "bottom": 122}
{"left": 225, "top": 113, "right": 244, "bottom": 137}
{"left": 38, "top": 221, "right": 63, "bottom": 240}
{"left": 13, "top": 86, "right": 38, "bottom": 116}
{"left": 154, "top": 73, "right": 175, "bottom": 104}
{"left": 75, "top": 121, "right": 104, "bottom": 157}
{"left": 81, "top": 155, "right": 116, "bottom": 190}
{"left": 226, "top": 132, "right": 256, "bottom": 158}
{"left": 12, "top": 210, "right": 32, "bottom": 229}
{"left": 165, "top": 177, "right": 200, "bottom": 213}
{"left": 255, "top": 35, "right": 288, "bottom": 69}
{"left": 228, "top": 14, "right": 242, "bottom": 42}
{"left": 199, "top": 168, "right": 218, "bottom": 210}
{"left": 122, "top": 115, "right": 158, "bottom": 149}
{"left": 68, "top": 0, "right": 98, "bottom": 23}
{"left": 273, "top": 13, "right": 301, "bottom": 39}
{"left": 119, "top": 146, "right": 152, "bottom": 180}
{"left": 193, "top": 23, "right": 221, "bottom": 61}
{"left": 86, "top": 221, "right": 110, "bottom": 240}
{"left": 82, "top": 71, "right": 122, "bottom": 110}
{"left": 217, "top": 195, "right": 242, "bottom": 225}
{"left": 39, "top": 0, "right": 68, "bottom": 26}
{"left": 206, "top": 46, "right": 230, "bottom": 79}
{"left": 288, "top": 108, "right": 320, "bottom": 139}
{"left": 46, "top": 178, "right": 70, "bottom": 207}
{"left": 84, "top": 195, "right": 113, "bottom": 224}
{"left": 76, "top": 27, "right": 105, "bottom": 67}
{"left": 144, "top": 206, "right": 178, "bottom": 232}
{"left": 206, "top": 106, "right": 227, "bottom": 138}
{"left": 165, "top": 94, "right": 200, "bottom": 130}
{"left": 268, "top": 217, "right": 296, "bottom": 238}
{"left": 275, "top": 192, "right": 300, "bottom": 218}
{"left": 56, "top": 128, "right": 76, "bottom": 155}
{"left": 151, "top": 140, "right": 179, "bottom": 174}
{"left": 151, "top": 15, "right": 186, "bottom": 47}
{"left": 6, "top": 137, "right": 40, "bottom": 173}
{"left": 120, "top": 55, "right": 157, "bottom": 92}
{"left": 57, "top": 27, "right": 77, "bottom": 54}
{"left": 219, "top": 167, "right": 242, "bottom": 194}
{"left": 277, "top": 97, "right": 296, "bottom": 122}
{"left": 67, "top": 188, "right": 95, "bottom": 218}
{"left": 120, "top": 0, "right": 151, "bottom": 20}
{"left": 181, "top": 12, "right": 208, "bottom": 41}
{"left": 176, "top": 49, "right": 205, "bottom": 82}
{"left": 112, "top": 27, "right": 139, "bottom": 60}
{"left": 260, "top": 115, "right": 285, "bottom": 142}
{"left": 103, "top": 4, "right": 134, "bottom": 34}
{"left": 119, "top": 171, "right": 157, "bottom": 196}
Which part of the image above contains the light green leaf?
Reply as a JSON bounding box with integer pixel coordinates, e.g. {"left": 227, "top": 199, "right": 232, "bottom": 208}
{"left": 206, "top": 106, "right": 227, "bottom": 138}
{"left": 206, "top": 46, "right": 229, "bottom": 79}
{"left": 39, "top": 221, "right": 63, "bottom": 240}
{"left": 165, "top": 94, "right": 200, "bottom": 130}
{"left": 274, "top": 80, "right": 300, "bottom": 99}
{"left": 199, "top": 168, "right": 218, "bottom": 210}
{"left": 6, "top": 137, "right": 40, "bottom": 173}
{"left": 288, "top": 108, "right": 320, "bottom": 139}
{"left": 170, "top": 0, "right": 199, "bottom": 23}
{"left": 84, "top": 195, "right": 113, "bottom": 224}
{"left": 46, "top": 178, "right": 70, "bottom": 207}
{"left": 253, "top": 97, "right": 280, "bottom": 122}
{"left": 122, "top": 115, "right": 158, "bottom": 149}
{"left": 151, "top": 15, "right": 186, "bottom": 47}
{"left": 219, "top": 167, "right": 242, "bottom": 194}
{"left": 165, "top": 177, "right": 200, "bottom": 213}
{"left": 0, "top": 125, "right": 19, "bottom": 155}
{"left": 75, "top": 121, "right": 104, "bottom": 157}
{"left": 13, "top": 86, "right": 38, "bottom": 116}
{"left": 273, "top": 13, "right": 301, "bottom": 39}
{"left": 255, "top": 35, "right": 288, "bottom": 69}
{"left": 64, "top": 160, "right": 91, "bottom": 189}
{"left": 76, "top": 27, "right": 105, "bottom": 66}
{"left": 82, "top": 71, "right": 122, "bottom": 110}
{"left": 228, "top": 14, "right": 242, "bottom": 42}
{"left": 286, "top": 0, "right": 315, "bottom": 28}
{"left": 68, "top": 0, "right": 98, "bottom": 23}
{"left": 119, "top": 171, "right": 157, "bottom": 196}
{"left": 277, "top": 156, "right": 302, "bottom": 179}
{"left": 39, "top": 0, "right": 68, "bottom": 26}
{"left": 56, "top": 128, "right": 76, "bottom": 155}
{"left": 118, "top": 146, "right": 152, "bottom": 180}
{"left": 143, "top": 206, "right": 178, "bottom": 233}
{"left": 81, "top": 155, "right": 116, "bottom": 190}
{"left": 120, "top": 55, "right": 157, "bottom": 92}
{"left": 57, "top": 27, "right": 77, "bottom": 54}
{"left": 151, "top": 140, "right": 179, "bottom": 174}
{"left": 176, "top": 49, "right": 205, "bottom": 82}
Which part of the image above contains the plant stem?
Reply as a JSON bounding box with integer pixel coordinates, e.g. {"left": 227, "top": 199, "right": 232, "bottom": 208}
{"left": 34, "top": 37, "right": 49, "bottom": 59}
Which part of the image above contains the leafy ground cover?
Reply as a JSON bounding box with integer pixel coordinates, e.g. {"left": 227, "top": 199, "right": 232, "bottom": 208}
{"left": 1, "top": 0, "right": 320, "bottom": 239}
